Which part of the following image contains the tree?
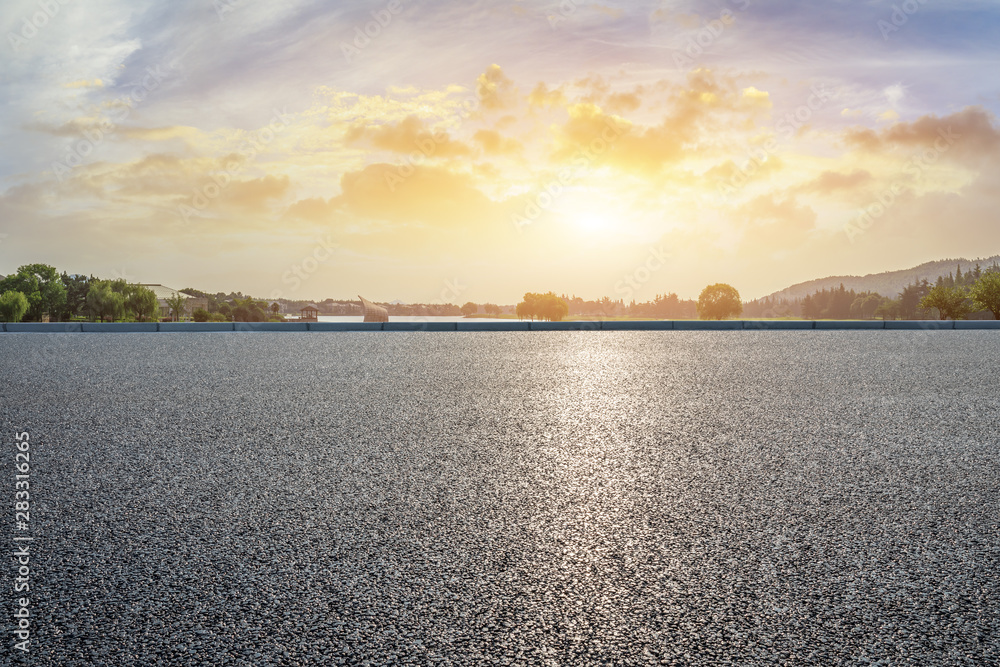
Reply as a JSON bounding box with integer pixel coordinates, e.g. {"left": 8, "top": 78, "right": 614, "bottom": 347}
{"left": 0, "top": 290, "right": 29, "bottom": 322}
{"left": 461, "top": 301, "right": 478, "bottom": 316}
{"left": 125, "top": 285, "right": 159, "bottom": 322}
{"left": 919, "top": 285, "right": 973, "bottom": 320}
{"left": 270, "top": 302, "right": 281, "bottom": 316}
{"left": 697, "top": 283, "right": 742, "bottom": 320}
{"left": 218, "top": 302, "right": 232, "bottom": 319}
{"left": 516, "top": 292, "right": 568, "bottom": 321}
{"left": 483, "top": 303, "right": 502, "bottom": 316}
{"left": 969, "top": 270, "right": 1000, "bottom": 320}
{"left": 0, "top": 264, "right": 66, "bottom": 321}
{"left": 86, "top": 281, "right": 125, "bottom": 322}
{"left": 192, "top": 308, "right": 210, "bottom": 322}
{"left": 165, "top": 292, "right": 188, "bottom": 322}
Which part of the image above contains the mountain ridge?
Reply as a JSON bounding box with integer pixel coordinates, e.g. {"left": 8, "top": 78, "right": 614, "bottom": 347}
{"left": 758, "top": 255, "right": 1000, "bottom": 302}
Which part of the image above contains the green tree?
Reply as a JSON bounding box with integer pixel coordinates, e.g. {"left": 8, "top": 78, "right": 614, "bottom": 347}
{"left": 461, "top": 301, "right": 478, "bottom": 316}
{"left": 919, "top": 285, "right": 973, "bottom": 320}
{"left": 0, "top": 264, "right": 67, "bottom": 321}
{"left": 165, "top": 292, "right": 188, "bottom": 322}
{"left": 270, "top": 302, "right": 281, "bottom": 316}
{"left": 217, "top": 302, "right": 232, "bottom": 319}
{"left": 126, "top": 285, "right": 160, "bottom": 322}
{"left": 969, "top": 270, "right": 1000, "bottom": 320}
{"left": 697, "top": 283, "right": 743, "bottom": 320}
{"left": 0, "top": 290, "right": 30, "bottom": 322}
{"left": 192, "top": 308, "right": 210, "bottom": 322}
{"left": 86, "top": 281, "right": 125, "bottom": 322}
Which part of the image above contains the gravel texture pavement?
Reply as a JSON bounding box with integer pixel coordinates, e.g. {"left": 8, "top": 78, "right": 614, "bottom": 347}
{"left": 2, "top": 332, "right": 999, "bottom": 665}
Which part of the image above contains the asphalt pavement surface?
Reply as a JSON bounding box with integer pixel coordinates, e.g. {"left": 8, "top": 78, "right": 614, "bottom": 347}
{"left": 2, "top": 332, "right": 998, "bottom": 665}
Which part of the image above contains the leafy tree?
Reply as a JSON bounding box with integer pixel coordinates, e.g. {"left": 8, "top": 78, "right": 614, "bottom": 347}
{"left": 461, "top": 301, "right": 478, "bottom": 316}
{"left": 483, "top": 303, "right": 502, "bottom": 315}
{"left": 515, "top": 292, "right": 568, "bottom": 321}
{"left": 919, "top": 285, "right": 973, "bottom": 320}
{"left": 969, "top": 270, "right": 1000, "bottom": 319}
{"left": 165, "top": 292, "right": 188, "bottom": 322}
{"left": 125, "top": 285, "right": 159, "bottom": 322}
{"left": 86, "top": 281, "right": 125, "bottom": 322}
{"left": 59, "top": 272, "right": 94, "bottom": 320}
{"left": 192, "top": 308, "right": 210, "bottom": 322}
{"left": 270, "top": 302, "right": 281, "bottom": 315}
{"left": 697, "top": 283, "right": 742, "bottom": 320}
{"left": 874, "top": 298, "right": 901, "bottom": 320}
{"left": 0, "top": 264, "right": 66, "bottom": 321}
{"left": 217, "top": 302, "right": 232, "bottom": 319}
{"left": 0, "top": 290, "right": 29, "bottom": 322}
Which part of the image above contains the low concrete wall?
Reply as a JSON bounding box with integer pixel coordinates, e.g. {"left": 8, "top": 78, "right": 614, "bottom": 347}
{"left": 456, "top": 321, "right": 531, "bottom": 331}
{"left": 2, "top": 319, "right": 999, "bottom": 333}
{"left": 82, "top": 322, "right": 159, "bottom": 333}
{"left": 384, "top": 322, "right": 459, "bottom": 332}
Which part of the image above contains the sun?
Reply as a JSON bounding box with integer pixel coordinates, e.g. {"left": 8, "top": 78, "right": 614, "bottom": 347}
{"left": 573, "top": 210, "right": 610, "bottom": 234}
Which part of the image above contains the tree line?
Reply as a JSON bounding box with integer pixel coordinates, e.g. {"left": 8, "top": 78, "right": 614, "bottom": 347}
{"left": 744, "top": 263, "right": 1000, "bottom": 320}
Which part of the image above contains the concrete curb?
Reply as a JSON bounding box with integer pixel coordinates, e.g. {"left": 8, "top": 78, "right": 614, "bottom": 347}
{"left": 82, "top": 322, "right": 159, "bottom": 333}
{"left": 530, "top": 321, "right": 602, "bottom": 331}
{"left": 602, "top": 321, "right": 674, "bottom": 330}
{"left": 814, "top": 321, "right": 886, "bottom": 330}
{"left": 384, "top": 322, "right": 459, "bottom": 332}
{"left": 675, "top": 320, "right": 743, "bottom": 330}
{"left": 456, "top": 321, "right": 531, "bottom": 331}
{"left": 1, "top": 320, "right": 999, "bottom": 332}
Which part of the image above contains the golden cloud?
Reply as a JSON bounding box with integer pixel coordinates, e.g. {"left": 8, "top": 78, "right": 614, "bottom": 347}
{"left": 345, "top": 115, "right": 471, "bottom": 157}
{"left": 331, "top": 163, "right": 499, "bottom": 227}
{"left": 476, "top": 64, "right": 518, "bottom": 111}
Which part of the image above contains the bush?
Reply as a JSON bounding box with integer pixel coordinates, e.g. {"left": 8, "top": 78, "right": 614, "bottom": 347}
{"left": 209, "top": 312, "right": 228, "bottom": 322}
{"left": 192, "top": 308, "right": 210, "bottom": 322}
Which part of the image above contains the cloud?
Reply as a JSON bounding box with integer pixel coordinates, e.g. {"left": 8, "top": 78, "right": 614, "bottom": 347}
{"left": 844, "top": 107, "right": 1000, "bottom": 165}
{"left": 476, "top": 64, "right": 518, "bottom": 111}
{"left": 345, "top": 115, "right": 471, "bottom": 158}
{"left": 473, "top": 129, "right": 522, "bottom": 155}
{"left": 331, "top": 163, "right": 498, "bottom": 227}
{"left": 796, "top": 169, "right": 873, "bottom": 195}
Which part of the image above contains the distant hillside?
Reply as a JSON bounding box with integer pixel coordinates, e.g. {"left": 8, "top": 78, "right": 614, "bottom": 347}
{"left": 762, "top": 255, "right": 1000, "bottom": 301}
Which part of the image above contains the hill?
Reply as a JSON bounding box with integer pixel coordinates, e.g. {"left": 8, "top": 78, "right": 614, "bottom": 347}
{"left": 761, "top": 255, "right": 1000, "bottom": 302}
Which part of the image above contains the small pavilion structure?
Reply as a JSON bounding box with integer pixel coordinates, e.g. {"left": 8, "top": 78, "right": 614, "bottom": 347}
{"left": 359, "top": 295, "right": 388, "bottom": 323}
{"left": 299, "top": 304, "right": 319, "bottom": 322}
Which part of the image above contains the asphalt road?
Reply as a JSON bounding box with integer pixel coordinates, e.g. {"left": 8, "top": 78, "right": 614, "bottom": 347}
{"left": 2, "top": 332, "right": 998, "bottom": 665}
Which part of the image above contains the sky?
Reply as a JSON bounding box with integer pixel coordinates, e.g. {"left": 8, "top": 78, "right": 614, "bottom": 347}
{"left": 2, "top": 0, "right": 999, "bottom": 304}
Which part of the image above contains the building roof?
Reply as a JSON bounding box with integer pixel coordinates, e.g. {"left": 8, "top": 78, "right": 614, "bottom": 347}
{"left": 140, "top": 284, "right": 196, "bottom": 300}
{"left": 301, "top": 303, "right": 319, "bottom": 311}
